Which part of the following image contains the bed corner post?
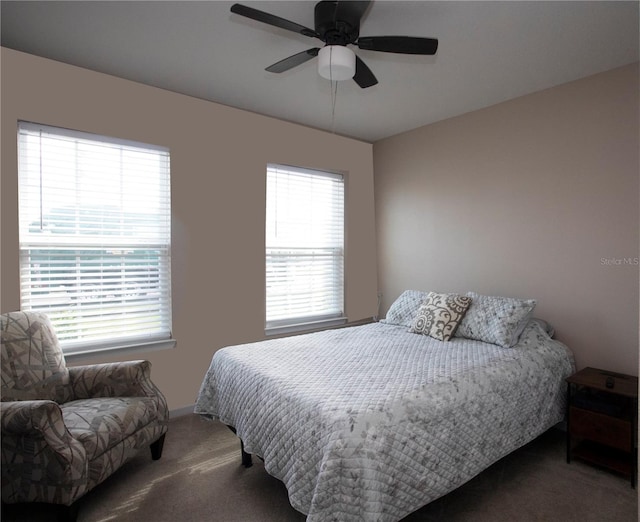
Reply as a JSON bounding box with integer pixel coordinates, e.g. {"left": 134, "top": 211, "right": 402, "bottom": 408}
{"left": 227, "top": 425, "right": 253, "bottom": 467}
{"left": 240, "top": 439, "right": 253, "bottom": 468}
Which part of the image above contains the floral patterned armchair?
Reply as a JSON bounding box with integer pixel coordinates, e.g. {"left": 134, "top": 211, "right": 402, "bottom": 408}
{"left": 0, "top": 311, "right": 169, "bottom": 521}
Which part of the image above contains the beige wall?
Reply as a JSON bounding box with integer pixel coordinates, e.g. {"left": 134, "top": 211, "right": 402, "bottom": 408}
{"left": 374, "top": 63, "right": 639, "bottom": 375}
{"left": 0, "top": 48, "right": 378, "bottom": 410}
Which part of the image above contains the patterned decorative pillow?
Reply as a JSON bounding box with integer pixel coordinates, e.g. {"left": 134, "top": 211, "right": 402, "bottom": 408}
{"left": 382, "top": 290, "right": 430, "bottom": 327}
{"left": 455, "top": 292, "right": 536, "bottom": 348}
{"left": 410, "top": 292, "right": 472, "bottom": 341}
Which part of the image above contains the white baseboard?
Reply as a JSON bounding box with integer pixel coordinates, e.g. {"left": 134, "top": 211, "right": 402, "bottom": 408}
{"left": 170, "top": 404, "right": 196, "bottom": 418}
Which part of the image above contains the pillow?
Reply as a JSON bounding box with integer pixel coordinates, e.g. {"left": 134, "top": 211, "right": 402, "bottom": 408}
{"left": 530, "top": 318, "right": 555, "bottom": 338}
{"left": 410, "top": 292, "right": 472, "bottom": 341}
{"left": 455, "top": 292, "right": 536, "bottom": 348}
{"left": 382, "top": 289, "right": 430, "bottom": 327}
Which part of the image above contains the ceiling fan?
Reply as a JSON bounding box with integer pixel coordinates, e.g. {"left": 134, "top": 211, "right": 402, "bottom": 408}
{"left": 230, "top": 1, "right": 438, "bottom": 88}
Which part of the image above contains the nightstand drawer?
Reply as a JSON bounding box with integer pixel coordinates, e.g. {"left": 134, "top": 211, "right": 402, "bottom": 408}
{"left": 569, "top": 406, "right": 632, "bottom": 451}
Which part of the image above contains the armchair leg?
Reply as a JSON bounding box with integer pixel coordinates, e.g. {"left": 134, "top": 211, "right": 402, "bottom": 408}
{"left": 150, "top": 433, "right": 166, "bottom": 460}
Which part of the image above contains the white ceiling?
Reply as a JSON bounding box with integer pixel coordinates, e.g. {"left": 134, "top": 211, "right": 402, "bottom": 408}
{"left": 1, "top": 1, "right": 638, "bottom": 142}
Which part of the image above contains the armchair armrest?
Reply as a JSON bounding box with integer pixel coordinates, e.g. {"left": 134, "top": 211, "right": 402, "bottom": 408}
{"left": 69, "top": 361, "right": 168, "bottom": 421}
{"left": 1, "top": 400, "right": 86, "bottom": 457}
{"left": 1, "top": 400, "right": 88, "bottom": 504}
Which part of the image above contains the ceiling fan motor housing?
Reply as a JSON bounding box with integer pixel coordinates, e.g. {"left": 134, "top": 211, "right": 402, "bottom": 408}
{"left": 318, "top": 46, "right": 356, "bottom": 80}
{"left": 315, "top": 1, "right": 360, "bottom": 45}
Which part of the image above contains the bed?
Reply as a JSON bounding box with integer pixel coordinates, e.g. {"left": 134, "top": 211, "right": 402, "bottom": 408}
{"left": 194, "top": 290, "right": 575, "bottom": 521}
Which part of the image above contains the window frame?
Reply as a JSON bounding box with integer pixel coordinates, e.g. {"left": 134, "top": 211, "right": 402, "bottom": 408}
{"left": 17, "top": 121, "right": 175, "bottom": 357}
{"left": 265, "top": 163, "right": 347, "bottom": 336}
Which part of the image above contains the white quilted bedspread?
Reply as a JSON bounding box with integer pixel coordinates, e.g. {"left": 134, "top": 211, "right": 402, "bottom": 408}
{"left": 195, "top": 320, "right": 574, "bottom": 522}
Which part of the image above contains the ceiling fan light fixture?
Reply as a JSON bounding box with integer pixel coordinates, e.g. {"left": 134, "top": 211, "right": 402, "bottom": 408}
{"left": 318, "top": 45, "right": 355, "bottom": 81}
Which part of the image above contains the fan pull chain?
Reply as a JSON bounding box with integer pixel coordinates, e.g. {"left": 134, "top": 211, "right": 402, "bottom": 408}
{"left": 329, "top": 46, "right": 338, "bottom": 133}
{"left": 331, "top": 80, "right": 339, "bottom": 133}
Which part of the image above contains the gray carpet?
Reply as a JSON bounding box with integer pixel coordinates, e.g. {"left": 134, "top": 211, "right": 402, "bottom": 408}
{"left": 2, "top": 414, "right": 637, "bottom": 521}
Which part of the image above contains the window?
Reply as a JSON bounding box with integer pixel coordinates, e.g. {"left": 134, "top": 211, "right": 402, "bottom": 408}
{"left": 18, "top": 121, "right": 172, "bottom": 355}
{"left": 265, "top": 164, "right": 345, "bottom": 334}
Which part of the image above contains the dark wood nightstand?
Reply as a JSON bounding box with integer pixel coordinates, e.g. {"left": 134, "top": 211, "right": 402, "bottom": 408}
{"left": 566, "top": 367, "right": 638, "bottom": 487}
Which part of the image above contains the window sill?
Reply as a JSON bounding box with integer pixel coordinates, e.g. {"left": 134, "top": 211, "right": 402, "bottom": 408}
{"left": 265, "top": 317, "right": 348, "bottom": 337}
{"left": 64, "top": 338, "right": 177, "bottom": 362}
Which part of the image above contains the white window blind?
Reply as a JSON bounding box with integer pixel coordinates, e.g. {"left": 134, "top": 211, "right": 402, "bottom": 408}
{"left": 266, "top": 164, "right": 345, "bottom": 333}
{"left": 17, "top": 121, "right": 172, "bottom": 354}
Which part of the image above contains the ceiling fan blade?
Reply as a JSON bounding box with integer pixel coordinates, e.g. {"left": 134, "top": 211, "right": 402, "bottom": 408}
{"left": 357, "top": 36, "right": 438, "bottom": 55}
{"left": 265, "top": 48, "right": 320, "bottom": 73}
{"left": 230, "top": 3, "right": 319, "bottom": 39}
{"left": 353, "top": 55, "right": 378, "bottom": 88}
{"left": 334, "top": 1, "right": 371, "bottom": 22}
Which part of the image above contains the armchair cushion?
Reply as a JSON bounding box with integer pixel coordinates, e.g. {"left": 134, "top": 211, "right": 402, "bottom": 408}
{"left": 61, "top": 397, "right": 161, "bottom": 460}
{"left": 1, "top": 311, "right": 70, "bottom": 403}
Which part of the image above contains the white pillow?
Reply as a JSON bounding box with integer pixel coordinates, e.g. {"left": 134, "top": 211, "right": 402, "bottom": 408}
{"left": 382, "top": 290, "right": 430, "bottom": 327}
{"left": 455, "top": 292, "right": 536, "bottom": 348}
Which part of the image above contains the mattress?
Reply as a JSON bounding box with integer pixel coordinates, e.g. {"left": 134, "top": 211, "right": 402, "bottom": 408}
{"left": 195, "top": 319, "right": 574, "bottom": 521}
